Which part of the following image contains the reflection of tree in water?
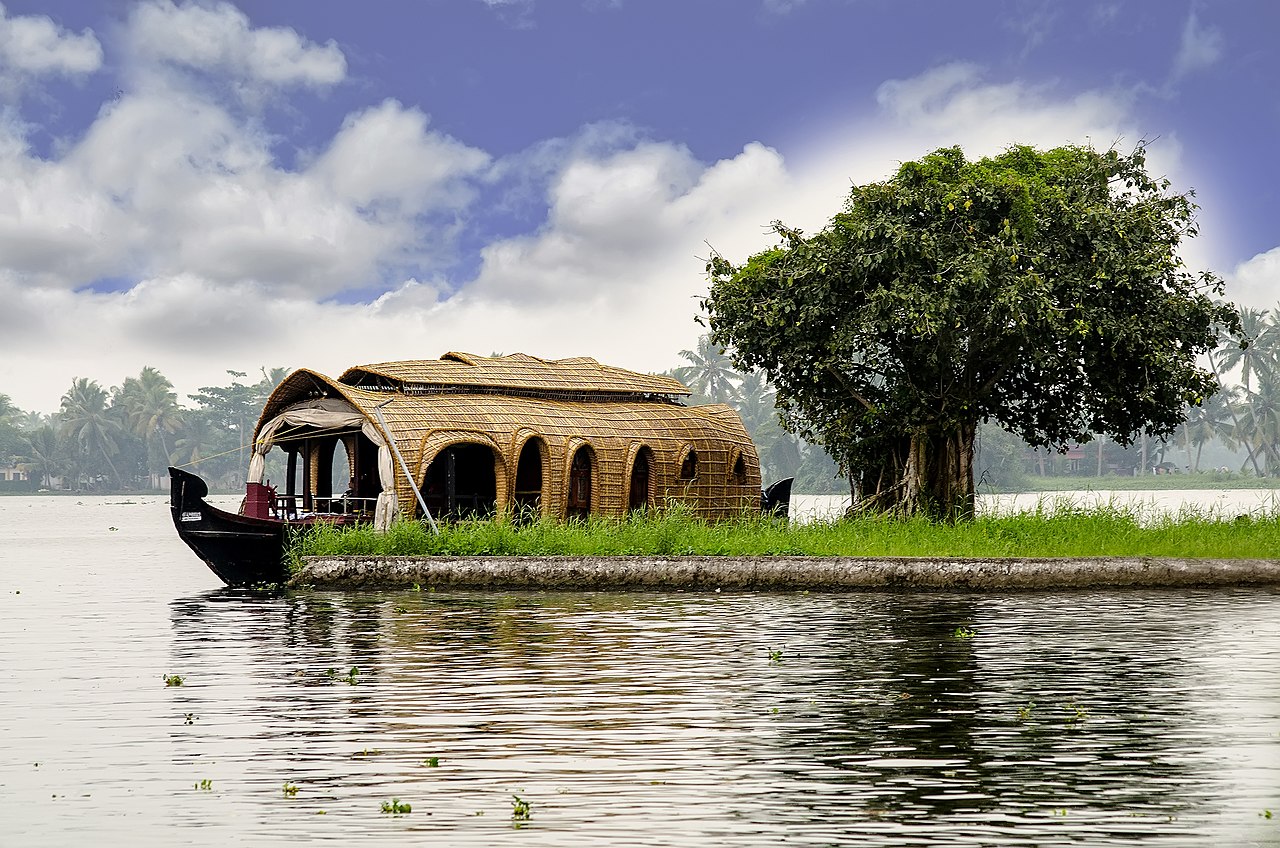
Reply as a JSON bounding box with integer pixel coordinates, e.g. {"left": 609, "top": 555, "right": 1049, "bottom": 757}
{"left": 762, "top": 591, "right": 1217, "bottom": 840}
{"left": 165, "top": 588, "right": 1252, "bottom": 842}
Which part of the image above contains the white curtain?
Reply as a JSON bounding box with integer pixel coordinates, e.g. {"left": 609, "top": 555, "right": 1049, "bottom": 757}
{"left": 248, "top": 397, "right": 399, "bottom": 531}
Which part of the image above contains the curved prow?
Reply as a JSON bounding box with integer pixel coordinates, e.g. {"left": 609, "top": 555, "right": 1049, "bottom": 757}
{"left": 170, "top": 465, "right": 209, "bottom": 507}
{"left": 168, "top": 466, "right": 286, "bottom": 587}
{"left": 761, "top": 477, "right": 793, "bottom": 518}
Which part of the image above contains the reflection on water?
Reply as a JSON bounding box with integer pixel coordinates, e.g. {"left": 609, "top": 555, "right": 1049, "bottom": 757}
{"left": 1, "top": 496, "right": 1279, "bottom": 846}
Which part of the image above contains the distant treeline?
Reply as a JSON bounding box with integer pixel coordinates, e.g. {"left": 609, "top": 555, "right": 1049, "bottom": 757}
{"left": 2, "top": 311, "right": 1277, "bottom": 495}
{"left": 0, "top": 367, "right": 289, "bottom": 493}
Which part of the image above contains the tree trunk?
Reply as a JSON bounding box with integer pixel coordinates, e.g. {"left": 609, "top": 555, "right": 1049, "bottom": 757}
{"left": 898, "top": 422, "right": 976, "bottom": 522}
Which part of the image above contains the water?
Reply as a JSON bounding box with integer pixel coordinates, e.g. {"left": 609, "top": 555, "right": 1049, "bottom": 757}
{"left": 2, "top": 495, "right": 1279, "bottom": 846}
{"left": 792, "top": 490, "right": 1280, "bottom": 522}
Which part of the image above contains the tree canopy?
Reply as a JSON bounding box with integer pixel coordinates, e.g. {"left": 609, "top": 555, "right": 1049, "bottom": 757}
{"left": 703, "top": 143, "right": 1243, "bottom": 519}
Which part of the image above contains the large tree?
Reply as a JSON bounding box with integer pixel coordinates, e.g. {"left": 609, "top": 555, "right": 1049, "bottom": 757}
{"left": 703, "top": 143, "right": 1241, "bottom": 519}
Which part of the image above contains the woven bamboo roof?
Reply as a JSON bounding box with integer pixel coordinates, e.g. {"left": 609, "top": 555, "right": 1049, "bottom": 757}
{"left": 253, "top": 362, "right": 762, "bottom": 520}
{"left": 339, "top": 352, "right": 689, "bottom": 398}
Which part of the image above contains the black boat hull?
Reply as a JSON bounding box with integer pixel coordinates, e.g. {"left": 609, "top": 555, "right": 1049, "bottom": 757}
{"left": 169, "top": 467, "right": 287, "bottom": 587}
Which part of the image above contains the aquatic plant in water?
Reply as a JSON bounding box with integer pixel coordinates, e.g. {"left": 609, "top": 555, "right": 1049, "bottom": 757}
{"left": 282, "top": 782, "right": 299, "bottom": 796}
{"left": 163, "top": 674, "right": 184, "bottom": 686}
{"left": 381, "top": 798, "right": 411, "bottom": 815}
{"left": 512, "top": 795, "right": 531, "bottom": 821}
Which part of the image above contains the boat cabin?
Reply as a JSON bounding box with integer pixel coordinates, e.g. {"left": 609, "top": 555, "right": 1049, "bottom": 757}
{"left": 242, "top": 352, "right": 762, "bottom": 528}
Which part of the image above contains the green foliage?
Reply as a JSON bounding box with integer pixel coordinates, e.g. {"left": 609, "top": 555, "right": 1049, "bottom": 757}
{"left": 380, "top": 798, "right": 411, "bottom": 815}
{"left": 163, "top": 674, "right": 184, "bottom": 687}
{"left": 511, "top": 795, "right": 531, "bottom": 821}
{"left": 291, "top": 505, "right": 1280, "bottom": 562}
{"left": 703, "top": 143, "right": 1242, "bottom": 519}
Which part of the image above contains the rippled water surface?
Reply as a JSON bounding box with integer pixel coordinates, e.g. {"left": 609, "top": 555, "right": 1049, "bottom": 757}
{"left": 2, "top": 495, "right": 1279, "bottom": 846}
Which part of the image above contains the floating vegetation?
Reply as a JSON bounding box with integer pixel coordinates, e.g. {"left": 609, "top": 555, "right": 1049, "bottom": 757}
{"left": 1262, "top": 809, "right": 1273, "bottom": 820}
{"left": 381, "top": 798, "right": 411, "bottom": 815}
{"left": 1065, "top": 701, "right": 1089, "bottom": 725}
{"left": 767, "top": 647, "right": 784, "bottom": 664}
{"left": 1016, "top": 702, "right": 1036, "bottom": 722}
{"left": 344, "top": 667, "right": 360, "bottom": 685}
{"left": 194, "top": 779, "right": 213, "bottom": 791}
{"left": 953, "top": 626, "right": 976, "bottom": 639}
{"left": 423, "top": 757, "right": 439, "bottom": 768}
{"left": 282, "top": 782, "right": 299, "bottom": 796}
{"left": 163, "top": 674, "right": 184, "bottom": 687}
{"left": 512, "top": 794, "right": 531, "bottom": 822}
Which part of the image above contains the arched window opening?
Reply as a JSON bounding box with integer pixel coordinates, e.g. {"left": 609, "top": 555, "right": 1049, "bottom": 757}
{"left": 567, "top": 446, "right": 594, "bottom": 520}
{"left": 732, "top": 453, "right": 748, "bottom": 485}
{"left": 420, "top": 443, "right": 497, "bottom": 521}
{"left": 513, "top": 438, "right": 544, "bottom": 521}
{"left": 679, "top": 449, "right": 699, "bottom": 481}
{"left": 629, "top": 446, "right": 654, "bottom": 512}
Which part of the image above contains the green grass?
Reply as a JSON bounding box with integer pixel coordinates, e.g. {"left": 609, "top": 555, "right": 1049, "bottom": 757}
{"left": 288, "top": 501, "right": 1280, "bottom": 567}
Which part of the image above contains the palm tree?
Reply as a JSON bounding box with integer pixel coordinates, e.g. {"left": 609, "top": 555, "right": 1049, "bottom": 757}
{"left": 1238, "top": 372, "right": 1280, "bottom": 475}
{"left": 1216, "top": 307, "right": 1273, "bottom": 392}
{"left": 0, "top": 392, "right": 17, "bottom": 425}
{"left": 23, "top": 424, "right": 64, "bottom": 489}
{"left": 675, "top": 336, "right": 740, "bottom": 404}
{"left": 60, "top": 377, "right": 125, "bottom": 490}
{"left": 113, "top": 367, "right": 182, "bottom": 486}
{"left": 1183, "top": 393, "right": 1232, "bottom": 472}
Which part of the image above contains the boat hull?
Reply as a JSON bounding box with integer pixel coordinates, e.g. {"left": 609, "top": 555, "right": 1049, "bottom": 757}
{"left": 169, "top": 467, "right": 287, "bottom": 587}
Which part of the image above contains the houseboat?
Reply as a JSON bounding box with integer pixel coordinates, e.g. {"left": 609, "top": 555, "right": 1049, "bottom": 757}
{"left": 170, "top": 352, "right": 792, "bottom": 587}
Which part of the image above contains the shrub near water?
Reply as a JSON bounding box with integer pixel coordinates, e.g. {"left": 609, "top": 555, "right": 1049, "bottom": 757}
{"left": 288, "top": 502, "right": 1280, "bottom": 569}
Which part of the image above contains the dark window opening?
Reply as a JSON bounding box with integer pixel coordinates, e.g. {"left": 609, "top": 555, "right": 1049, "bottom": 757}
{"left": 732, "top": 454, "right": 747, "bottom": 485}
{"left": 567, "top": 447, "right": 593, "bottom": 520}
{"left": 513, "top": 439, "right": 544, "bottom": 522}
{"left": 679, "top": 449, "right": 699, "bottom": 480}
{"left": 420, "top": 444, "right": 497, "bottom": 521}
{"left": 629, "top": 447, "right": 653, "bottom": 512}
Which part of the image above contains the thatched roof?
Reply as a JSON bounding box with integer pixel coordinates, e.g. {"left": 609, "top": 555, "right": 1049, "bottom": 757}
{"left": 339, "top": 352, "right": 688, "bottom": 399}
{"left": 253, "top": 353, "right": 760, "bottom": 519}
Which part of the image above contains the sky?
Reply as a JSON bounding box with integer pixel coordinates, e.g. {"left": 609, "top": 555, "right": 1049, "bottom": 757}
{"left": 1, "top": 0, "right": 1278, "bottom": 413}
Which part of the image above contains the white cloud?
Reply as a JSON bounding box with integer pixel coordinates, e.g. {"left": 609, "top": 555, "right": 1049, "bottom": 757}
{"left": 0, "top": 88, "right": 489, "bottom": 298}
{"left": 127, "top": 0, "right": 346, "bottom": 88}
{"left": 0, "top": 61, "right": 1219, "bottom": 418}
{"left": 1171, "top": 10, "right": 1223, "bottom": 82}
{"left": 0, "top": 2, "right": 102, "bottom": 77}
{"left": 310, "top": 99, "right": 491, "bottom": 215}
{"left": 1229, "top": 248, "right": 1280, "bottom": 311}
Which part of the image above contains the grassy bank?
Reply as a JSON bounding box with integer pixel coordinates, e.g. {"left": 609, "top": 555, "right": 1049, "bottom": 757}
{"left": 289, "top": 503, "right": 1280, "bottom": 569}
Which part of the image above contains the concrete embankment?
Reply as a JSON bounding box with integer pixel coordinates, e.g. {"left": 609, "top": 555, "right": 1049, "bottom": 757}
{"left": 293, "top": 556, "right": 1280, "bottom": 591}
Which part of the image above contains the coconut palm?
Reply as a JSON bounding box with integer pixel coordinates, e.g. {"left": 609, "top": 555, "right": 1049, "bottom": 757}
{"left": 113, "top": 367, "right": 182, "bottom": 484}
{"left": 0, "top": 392, "right": 17, "bottom": 425}
{"left": 1182, "top": 392, "right": 1233, "bottom": 472}
{"left": 60, "top": 377, "right": 124, "bottom": 489}
{"left": 1216, "top": 307, "right": 1273, "bottom": 392}
{"left": 675, "top": 336, "right": 740, "bottom": 405}
{"left": 22, "top": 424, "right": 64, "bottom": 489}
{"left": 1238, "top": 372, "right": 1280, "bottom": 475}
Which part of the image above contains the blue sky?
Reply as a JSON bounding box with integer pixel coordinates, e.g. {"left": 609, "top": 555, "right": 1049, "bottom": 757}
{"left": 1, "top": 0, "right": 1277, "bottom": 412}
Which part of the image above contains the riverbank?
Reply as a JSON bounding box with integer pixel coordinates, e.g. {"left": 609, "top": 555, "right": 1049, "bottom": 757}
{"left": 289, "top": 505, "right": 1280, "bottom": 569}
{"left": 292, "top": 555, "right": 1280, "bottom": 591}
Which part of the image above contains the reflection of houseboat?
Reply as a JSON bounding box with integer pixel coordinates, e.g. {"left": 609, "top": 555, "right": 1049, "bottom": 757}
{"left": 171, "top": 352, "right": 791, "bottom": 587}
